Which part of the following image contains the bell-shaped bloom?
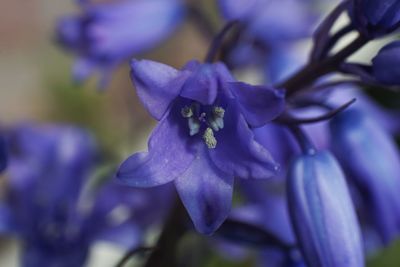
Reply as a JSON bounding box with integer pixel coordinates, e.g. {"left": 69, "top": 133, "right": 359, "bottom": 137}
{"left": 287, "top": 150, "right": 364, "bottom": 267}
{"left": 372, "top": 41, "right": 400, "bottom": 86}
{"left": 117, "top": 59, "right": 285, "bottom": 234}
{"left": 349, "top": 0, "right": 400, "bottom": 38}
{"left": 56, "top": 0, "right": 184, "bottom": 87}
{"left": 0, "top": 134, "right": 7, "bottom": 172}
{"left": 330, "top": 108, "right": 400, "bottom": 244}
{"left": 0, "top": 124, "right": 172, "bottom": 267}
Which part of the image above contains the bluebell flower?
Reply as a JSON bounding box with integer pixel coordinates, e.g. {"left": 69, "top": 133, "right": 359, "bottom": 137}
{"left": 349, "top": 0, "right": 400, "bottom": 38}
{"left": 372, "top": 41, "right": 400, "bottom": 86}
{"left": 56, "top": 0, "right": 184, "bottom": 88}
{"left": 287, "top": 150, "right": 364, "bottom": 267}
{"left": 218, "top": 0, "right": 317, "bottom": 45}
{"left": 330, "top": 108, "right": 400, "bottom": 244}
{"left": 217, "top": 0, "right": 318, "bottom": 71}
{"left": 0, "top": 124, "right": 172, "bottom": 267}
{"left": 117, "top": 59, "right": 285, "bottom": 234}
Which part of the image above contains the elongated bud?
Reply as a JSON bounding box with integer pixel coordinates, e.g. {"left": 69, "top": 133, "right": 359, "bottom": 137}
{"left": 330, "top": 109, "right": 400, "bottom": 244}
{"left": 372, "top": 41, "right": 400, "bottom": 86}
{"left": 287, "top": 151, "right": 364, "bottom": 267}
{"left": 349, "top": 0, "right": 400, "bottom": 38}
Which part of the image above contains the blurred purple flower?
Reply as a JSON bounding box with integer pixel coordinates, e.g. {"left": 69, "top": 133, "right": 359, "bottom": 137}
{"left": 330, "top": 108, "right": 400, "bottom": 244}
{"left": 218, "top": 0, "right": 317, "bottom": 44}
{"left": 117, "top": 59, "right": 285, "bottom": 234}
{"left": 56, "top": 0, "right": 184, "bottom": 88}
{"left": 287, "top": 150, "right": 364, "bottom": 267}
{"left": 0, "top": 124, "right": 172, "bottom": 267}
{"left": 372, "top": 41, "right": 400, "bottom": 86}
{"left": 349, "top": 0, "right": 400, "bottom": 38}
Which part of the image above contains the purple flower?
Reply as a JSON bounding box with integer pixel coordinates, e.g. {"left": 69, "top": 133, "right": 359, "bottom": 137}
{"left": 372, "top": 41, "right": 400, "bottom": 86}
{"left": 0, "top": 124, "right": 172, "bottom": 267}
{"left": 330, "top": 108, "right": 400, "bottom": 244}
{"left": 349, "top": 0, "right": 400, "bottom": 38}
{"left": 287, "top": 150, "right": 364, "bottom": 267}
{"left": 56, "top": 0, "right": 184, "bottom": 88}
{"left": 117, "top": 59, "right": 285, "bottom": 234}
{"left": 218, "top": 0, "right": 317, "bottom": 44}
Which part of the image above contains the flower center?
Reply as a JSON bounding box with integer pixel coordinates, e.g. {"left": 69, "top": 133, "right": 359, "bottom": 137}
{"left": 181, "top": 103, "right": 225, "bottom": 149}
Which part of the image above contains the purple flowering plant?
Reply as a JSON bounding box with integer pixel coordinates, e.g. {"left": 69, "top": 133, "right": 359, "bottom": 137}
{"left": 2, "top": 0, "right": 400, "bottom": 266}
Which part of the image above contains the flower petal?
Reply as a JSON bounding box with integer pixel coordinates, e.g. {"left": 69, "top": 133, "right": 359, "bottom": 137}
{"left": 210, "top": 102, "right": 278, "bottom": 179}
{"left": 117, "top": 108, "right": 196, "bottom": 187}
{"left": 180, "top": 64, "right": 218, "bottom": 105}
{"left": 174, "top": 148, "right": 233, "bottom": 234}
{"left": 228, "top": 82, "right": 285, "bottom": 127}
{"left": 130, "top": 59, "right": 189, "bottom": 120}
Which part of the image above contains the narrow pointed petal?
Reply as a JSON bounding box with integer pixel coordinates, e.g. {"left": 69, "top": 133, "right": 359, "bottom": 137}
{"left": 174, "top": 149, "right": 233, "bottom": 234}
{"left": 210, "top": 102, "right": 278, "bottom": 179}
{"left": 130, "top": 59, "right": 189, "bottom": 120}
{"left": 228, "top": 82, "right": 285, "bottom": 127}
{"left": 117, "top": 109, "right": 196, "bottom": 187}
{"left": 287, "top": 151, "right": 364, "bottom": 267}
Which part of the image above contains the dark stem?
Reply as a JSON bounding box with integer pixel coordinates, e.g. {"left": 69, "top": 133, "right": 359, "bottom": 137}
{"left": 204, "top": 21, "right": 239, "bottom": 63}
{"left": 115, "top": 247, "right": 153, "bottom": 267}
{"left": 216, "top": 218, "right": 295, "bottom": 250}
{"left": 316, "top": 24, "right": 353, "bottom": 60}
{"left": 276, "top": 35, "right": 368, "bottom": 98}
{"left": 277, "top": 98, "right": 356, "bottom": 125}
{"left": 288, "top": 126, "right": 315, "bottom": 156}
{"left": 305, "top": 79, "right": 363, "bottom": 93}
{"left": 310, "top": 0, "right": 351, "bottom": 61}
{"left": 143, "top": 200, "right": 188, "bottom": 267}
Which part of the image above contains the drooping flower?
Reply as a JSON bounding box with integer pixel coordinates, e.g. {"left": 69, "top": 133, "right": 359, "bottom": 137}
{"left": 56, "top": 0, "right": 184, "bottom": 88}
{"left": 330, "top": 108, "right": 400, "bottom": 244}
{"left": 0, "top": 124, "right": 172, "bottom": 267}
{"left": 287, "top": 150, "right": 364, "bottom": 267}
{"left": 117, "top": 59, "right": 285, "bottom": 234}
{"left": 349, "top": 0, "right": 400, "bottom": 38}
